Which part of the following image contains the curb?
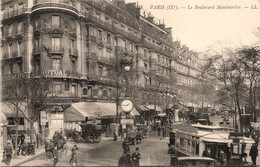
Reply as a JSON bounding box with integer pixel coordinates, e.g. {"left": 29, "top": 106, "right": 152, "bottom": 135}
{"left": 9, "top": 150, "right": 45, "bottom": 167}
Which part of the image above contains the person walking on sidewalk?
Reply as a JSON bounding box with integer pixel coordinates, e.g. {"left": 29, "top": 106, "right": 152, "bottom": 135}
{"left": 70, "top": 145, "right": 79, "bottom": 167}
{"left": 131, "top": 147, "right": 141, "bottom": 167}
{"left": 53, "top": 146, "right": 59, "bottom": 166}
{"left": 249, "top": 143, "right": 258, "bottom": 165}
{"left": 4, "top": 141, "right": 13, "bottom": 165}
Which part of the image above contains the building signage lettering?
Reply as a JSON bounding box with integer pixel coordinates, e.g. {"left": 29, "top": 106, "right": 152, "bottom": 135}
{"left": 43, "top": 70, "right": 68, "bottom": 77}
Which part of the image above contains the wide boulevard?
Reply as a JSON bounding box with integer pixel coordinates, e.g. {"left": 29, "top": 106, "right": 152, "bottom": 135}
{"left": 19, "top": 132, "right": 170, "bottom": 166}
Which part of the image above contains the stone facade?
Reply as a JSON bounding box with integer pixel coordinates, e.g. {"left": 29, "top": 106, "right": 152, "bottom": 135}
{"left": 1, "top": 0, "right": 203, "bottom": 132}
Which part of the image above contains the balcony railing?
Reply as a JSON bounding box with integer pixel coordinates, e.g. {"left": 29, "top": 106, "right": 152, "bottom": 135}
{"left": 32, "top": 2, "right": 78, "bottom": 14}
{"left": 87, "top": 73, "right": 98, "bottom": 80}
{"left": 98, "top": 56, "right": 116, "bottom": 65}
{"left": 2, "top": 8, "right": 28, "bottom": 20}
{"left": 83, "top": 11, "right": 140, "bottom": 42}
{"left": 48, "top": 47, "right": 64, "bottom": 54}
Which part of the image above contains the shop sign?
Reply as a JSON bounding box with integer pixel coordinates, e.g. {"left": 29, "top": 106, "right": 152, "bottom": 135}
{"left": 120, "top": 119, "right": 134, "bottom": 125}
{"left": 42, "top": 70, "right": 68, "bottom": 78}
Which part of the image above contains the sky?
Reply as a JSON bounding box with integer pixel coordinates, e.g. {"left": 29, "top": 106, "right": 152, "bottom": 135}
{"left": 125, "top": 0, "right": 260, "bottom": 52}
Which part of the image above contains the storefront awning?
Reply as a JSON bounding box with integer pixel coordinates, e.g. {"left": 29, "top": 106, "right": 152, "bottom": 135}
{"left": 136, "top": 104, "right": 147, "bottom": 112}
{"left": 2, "top": 102, "right": 25, "bottom": 117}
{"left": 64, "top": 102, "right": 140, "bottom": 122}
{"left": 144, "top": 104, "right": 162, "bottom": 112}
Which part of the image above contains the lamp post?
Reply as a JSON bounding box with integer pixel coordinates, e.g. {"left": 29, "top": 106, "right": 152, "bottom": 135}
{"left": 120, "top": 52, "right": 133, "bottom": 139}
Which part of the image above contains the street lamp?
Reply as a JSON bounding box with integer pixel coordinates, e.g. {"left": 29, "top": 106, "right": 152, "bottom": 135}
{"left": 120, "top": 53, "right": 133, "bottom": 139}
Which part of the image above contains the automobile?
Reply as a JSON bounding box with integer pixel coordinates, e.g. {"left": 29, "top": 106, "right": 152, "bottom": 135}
{"left": 170, "top": 156, "right": 216, "bottom": 167}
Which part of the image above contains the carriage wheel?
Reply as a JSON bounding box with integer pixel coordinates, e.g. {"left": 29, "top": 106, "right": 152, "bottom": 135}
{"left": 86, "top": 133, "right": 95, "bottom": 143}
{"left": 94, "top": 135, "right": 102, "bottom": 143}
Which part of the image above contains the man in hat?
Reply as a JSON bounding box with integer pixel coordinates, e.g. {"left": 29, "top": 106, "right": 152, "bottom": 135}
{"left": 249, "top": 143, "right": 258, "bottom": 165}
{"left": 4, "top": 141, "right": 13, "bottom": 165}
{"left": 122, "top": 138, "right": 130, "bottom": 154}
{"left": 131, "top": 147, "right": 141, "bottom": 167}
{"left": 70, "top": 145, "right": 78, "bottom": 166}
{"left": 53, "top": 145, "right": 59, "bottom": 166}
{"left": 118, "top": 151, "right": 132, "bottom": 167}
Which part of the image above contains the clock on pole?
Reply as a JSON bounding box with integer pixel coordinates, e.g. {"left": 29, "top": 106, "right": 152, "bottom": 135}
{"left": 121, "top": 99, "right": 133, "bottom": 113}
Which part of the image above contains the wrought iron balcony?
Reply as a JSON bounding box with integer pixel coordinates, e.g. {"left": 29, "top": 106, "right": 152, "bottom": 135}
{"left": 2, "top": 8, "right": 28, "bottom": 20}
{"left": 48, "top": 47, "right": 64, "bottom": 55}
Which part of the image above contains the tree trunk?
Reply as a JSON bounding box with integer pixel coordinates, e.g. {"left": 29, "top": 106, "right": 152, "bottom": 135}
{"left": 14, "top": 122, "right": 18, "bottom": 158}
{"left": 14, "top": 105, "right": 19, "bottom": 158}
{"left": 235, "top": 92, "right": 243, "bottom": 132}
{"left": 30, "top": 122, "right": 35, "bottom": 143}
{"left": 116, "top": 96, "right": 119, "bottom": 124}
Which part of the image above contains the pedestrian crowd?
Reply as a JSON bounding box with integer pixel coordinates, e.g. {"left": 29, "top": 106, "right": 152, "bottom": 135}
{"left": 118, "top": 138, "right": 141, "bottom": 167}
{"left": 3, "top": 132, "right": 43, "bottom": 165}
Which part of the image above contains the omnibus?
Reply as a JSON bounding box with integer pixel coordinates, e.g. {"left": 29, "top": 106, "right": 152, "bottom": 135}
{"left": 168, "top": 123, "right": 254, "bottom": 166}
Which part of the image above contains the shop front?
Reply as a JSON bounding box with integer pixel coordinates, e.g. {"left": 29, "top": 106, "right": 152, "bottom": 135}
{"left": 64, "top": 102, "right": 140, "bottom": 135}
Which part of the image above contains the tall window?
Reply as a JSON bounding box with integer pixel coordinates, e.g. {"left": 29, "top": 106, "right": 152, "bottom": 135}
{"left": 8, "top": 43, "right": 12, "bottom": 57}
{"left": 9, "top": 6, "right": 14, "bottom": 13}
{"left": 52, "top": 16, "right": 60, "bottom": 28}
{"left": 52, "top": 37, "right": 60, "bottom": 51}
{"left": 65, "top": 82, "right": 70, "bottom": 91}
{"left": 130, "top": 42, "right": 133, "bottom": 51}
{"left": 98, "top": 29, "right": 102, "bottom": 40}
{"left": 35, "top": 59, "right": 40, "bottom": 74}
{"left": 98, "top": 66, "right": 103, "bottom": 76}
{"left": 18, "top": 21, "right": 22, "bottom": 34}
{"left": 71, "top": 60, "right": 76, "bottom": 72}
{"left": 9, "top": 64, "right": 13, "bottom": 74}
{"left": 86, "top": 25, "right": 89, "bottom": 35}
{"left": 8, "top": 24, "right": 13, "bottom": 35}
{"left": 17, "top": 42, "right": 21, "bottom": 56}
{"left": 71, "top": 85, "right": 76, "bottom": 94}
{"left": 18, "top": 62, "right": 23, "bottom": 73}
{"left": 18, "top": 3, "right": 23, "bottom": 11}
{"left": 35, "top": 39, "right": 40, "bottom": 50}
{"left": 52, "top": 58, "right": 61, "bottom": 70}
{"left": 107, "top": 33, "right": 111, "bottom": 44}
{"left": 70, "top": 39, "right": 75, "bottom": 52}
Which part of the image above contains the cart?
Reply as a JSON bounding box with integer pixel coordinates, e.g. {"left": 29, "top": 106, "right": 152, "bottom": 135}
{"left": 80, "top": 122, "right": 102, "bottom": 143}
{"left": 128, "top": 129, "right": 142, "bottom": 145}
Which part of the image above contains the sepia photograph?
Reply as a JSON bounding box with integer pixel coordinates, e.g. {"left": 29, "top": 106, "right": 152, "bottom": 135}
{"left": 0, "top": 0, "right": 260, "bottom": 166}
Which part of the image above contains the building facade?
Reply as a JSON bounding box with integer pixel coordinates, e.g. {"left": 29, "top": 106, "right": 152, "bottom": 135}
{"left": 1, "top": 0, "right": 203, "bottom": 137}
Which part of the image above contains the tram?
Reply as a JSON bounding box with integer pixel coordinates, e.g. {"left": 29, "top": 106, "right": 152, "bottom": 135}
{"left": 168, "top": 123, "right": 255, "bottom": 166}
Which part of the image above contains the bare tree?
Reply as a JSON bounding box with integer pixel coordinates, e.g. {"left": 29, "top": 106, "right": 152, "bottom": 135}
{"left": 2, "top": 74, "right": 52, "bottom": 156}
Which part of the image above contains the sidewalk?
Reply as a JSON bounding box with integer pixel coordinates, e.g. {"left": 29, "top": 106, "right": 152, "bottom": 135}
{"left": 2, "top": 146, "right": 45, "bottom": 167}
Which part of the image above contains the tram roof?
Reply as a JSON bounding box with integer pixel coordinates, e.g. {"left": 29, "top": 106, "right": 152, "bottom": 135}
{"left": 177, "top": 156, "right": 215, "bottom": 161}
{"left": 192, "top": 124, "right": 231, "bottom": 130}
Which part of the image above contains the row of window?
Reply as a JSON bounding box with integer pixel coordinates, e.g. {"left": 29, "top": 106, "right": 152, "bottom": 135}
{"left": 2, "top": 21, "right": 23, "bottom": 36}
{"left": 178, "top": 76, "right": 198, "bottom": 85}
{"left": 2, "top": 41, "right": 23, "bottom": 58}
{"left": 2, "top": 2, "right": 24, "bottom": 13}
{"left": 34, "top": 15, "right": 76, "bottom": 30}
{"left": 50, "top": 83, "right": 112, "bottom": 99}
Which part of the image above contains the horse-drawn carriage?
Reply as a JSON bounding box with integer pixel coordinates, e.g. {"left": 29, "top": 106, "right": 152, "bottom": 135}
{"left": 128, "top": 128, "right": 142, "bottom": 145}
{"left": 79, "top": 122, "right": 102, "bottom": 143}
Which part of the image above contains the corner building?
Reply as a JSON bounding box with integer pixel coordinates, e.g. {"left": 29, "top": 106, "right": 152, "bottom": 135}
{"left": 1, "top": 0, "right": 201, "bottom": 137}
